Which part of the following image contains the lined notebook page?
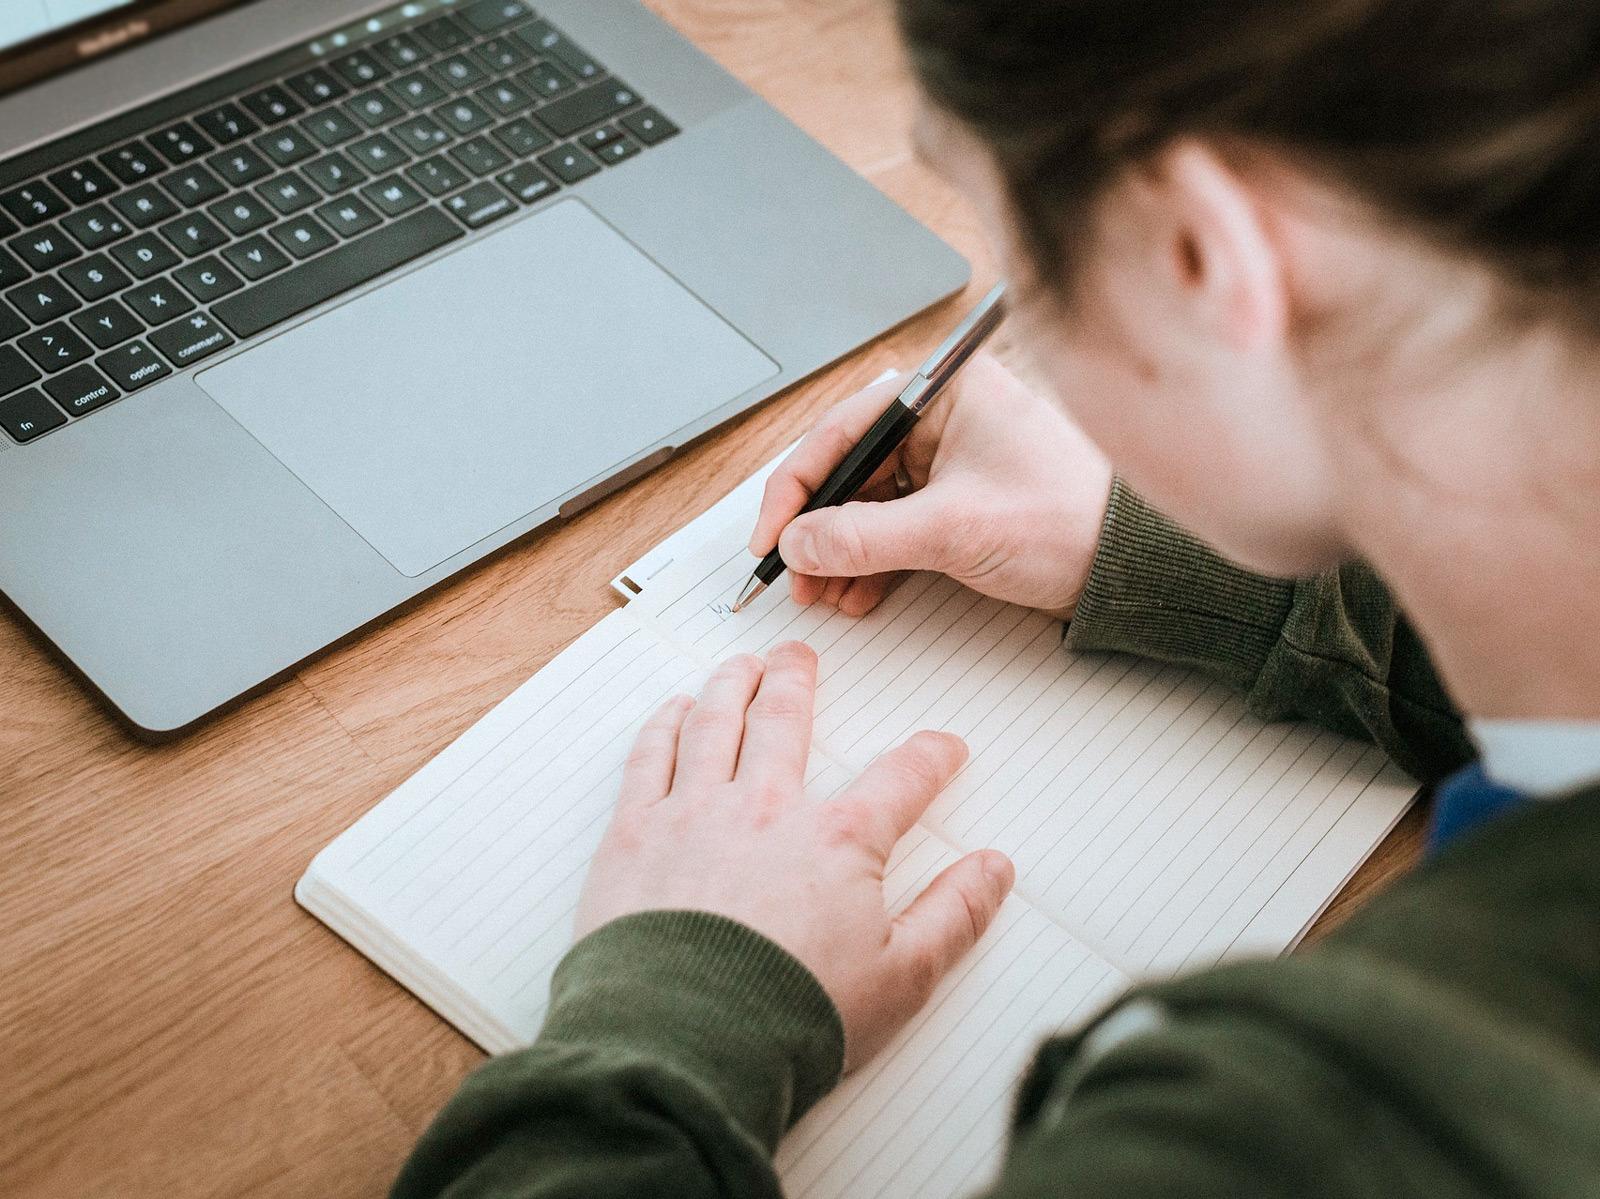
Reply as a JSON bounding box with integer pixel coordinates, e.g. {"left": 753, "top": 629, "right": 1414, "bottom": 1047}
{"left": 633, "top": 523, "right": 1416, "bottom": 977}
{"left": 301, "top": 605, "right": 1126, "bottom": 1199}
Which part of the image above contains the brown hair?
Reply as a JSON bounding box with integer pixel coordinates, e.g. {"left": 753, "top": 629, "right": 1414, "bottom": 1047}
{"left": 897, "top": 0, "right": 1600, "bottom": 305}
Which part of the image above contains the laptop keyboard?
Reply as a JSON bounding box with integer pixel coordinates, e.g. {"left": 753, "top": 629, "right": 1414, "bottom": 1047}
{"left": 0, "top": 0, "right": 679, "bottom": 446}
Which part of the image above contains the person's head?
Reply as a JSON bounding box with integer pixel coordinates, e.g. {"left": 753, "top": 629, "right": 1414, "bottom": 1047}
{"left": 898, "top": 0, "right": 1600, "bottom": 577}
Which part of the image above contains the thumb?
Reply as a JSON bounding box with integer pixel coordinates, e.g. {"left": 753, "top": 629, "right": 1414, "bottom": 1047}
{"left": 890, "top": 850, "right": 1014, "bottom": 1002}
{"left": 778, "top": 491, "right": 954, "bottom": 578}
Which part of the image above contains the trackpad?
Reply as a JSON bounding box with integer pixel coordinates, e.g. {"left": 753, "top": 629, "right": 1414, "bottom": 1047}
{"left": 197, "top": 200, "right": 777, "bottom": 577}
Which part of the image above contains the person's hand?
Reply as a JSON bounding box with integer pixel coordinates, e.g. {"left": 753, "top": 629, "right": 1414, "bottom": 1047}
{"left": 751, "top": 352, "right": 1114, "bottom": 619}
{"left": 575, "top": 642, "right": 1014, "bottom": 1069}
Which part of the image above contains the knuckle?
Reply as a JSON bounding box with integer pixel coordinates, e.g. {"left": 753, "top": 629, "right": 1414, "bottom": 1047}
{"left": 817, "top": 800, "right": 866, "bottom": 848}
{"left": 828, "top": 507, "right": 873, "bottom": 575}
{"left": 902, "top": 941, "right": 944, "bottom": 999}
{"left": 749, "top": 690, "right": 812, "bottom": 723}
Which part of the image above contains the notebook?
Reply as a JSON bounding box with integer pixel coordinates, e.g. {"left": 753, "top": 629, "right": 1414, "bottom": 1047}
{"left": 298, "top": 444, "right": 1417, "bottom": 1199}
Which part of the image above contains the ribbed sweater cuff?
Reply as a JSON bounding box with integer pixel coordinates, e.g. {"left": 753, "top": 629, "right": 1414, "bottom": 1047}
{"left": 1066, "top": 478, "right": 1296, "bottom": 692}
{"left": 540, "top": 910, "right": 845, "bottom": 1150}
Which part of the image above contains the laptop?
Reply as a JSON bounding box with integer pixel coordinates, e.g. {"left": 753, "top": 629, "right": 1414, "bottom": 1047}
{"left": 0, "top": 0, "right": 967, "bottom": 737}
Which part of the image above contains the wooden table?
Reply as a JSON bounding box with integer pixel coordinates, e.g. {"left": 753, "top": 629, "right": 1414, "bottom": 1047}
{"left": 1, "top": 3, "right": 1426, "bottom": 1194}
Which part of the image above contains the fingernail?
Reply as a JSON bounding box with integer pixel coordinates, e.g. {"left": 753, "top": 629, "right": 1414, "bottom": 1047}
{"left": 781, "top": 524, "right": 813, "bottom": 571}
{"left": 983, "top": 852, "right": 1014, "bottom": 887}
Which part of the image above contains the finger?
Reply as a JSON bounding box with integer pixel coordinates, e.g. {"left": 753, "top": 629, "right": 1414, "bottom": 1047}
{"left": 777, "top": 490, "right": 952, "bottom": 580}
{"left": 674, "top": 654, "right": 764, "bottom": 786}
{"left": 841, "top": 730, "right": 969, "bottom": 857}
{"left": 736, "top": 641, "right": 818, "bottom": 786}
{"left": 837, "top": 572, "right": 901, "bottom": 617}
{"left": 619, "top": 694, "right": 694, "bottom": 807}
{"left": 750, "top": 374, "right": 912, "bottom": 555}
{"left": 891, "top": 850, "right": 1014, "bottom": 1000}
{"left": 790, "top": 572, "right": 826, "bottom": 606}
{"left": 819, "top": 575, "right": 850, "bottom": 609}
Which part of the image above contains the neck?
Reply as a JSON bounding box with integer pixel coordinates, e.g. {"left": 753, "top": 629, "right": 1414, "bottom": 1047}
{"left": 1332, "top": 318, "right": 1600, "bottom": 720}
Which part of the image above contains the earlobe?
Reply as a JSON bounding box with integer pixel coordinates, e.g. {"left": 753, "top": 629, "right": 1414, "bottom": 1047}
{"left": 1163, "top": 141, "right": 1287, "bottom": 353}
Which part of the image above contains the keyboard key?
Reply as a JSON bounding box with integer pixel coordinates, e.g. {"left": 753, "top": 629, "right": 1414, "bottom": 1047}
{"left": 111, "top": 183, "right": 179, "bottom": 228}
{"left": 304, "top": 152, "right": 365, "bottom": 195}
{"left": 10, "top": 224, "right": 80, "bottom": 272}
{"left": 492, "top": 118, "right": 553, "bottom": 158}
{"left": 159, "top": 164, "right": 226, "bottom": 207}
{"left": 0, "top": 213, "right": 18, "bottom": 239}
{"left": 393, "top": 114, "right": 451, "bottom": 155}
{"left": 270, "top": 214, "right": 335, "bottom": 259}
{"left": 389, "top": 72, "right": 447, "bottom": 110}
{"left": 222, "top": 235, "right": 291, "bottom": 280}
{"left": 430, "top": 54, "right": 486, "bottom": 90}
{"left": 330, "top": 50, "right": 389, "bottom": 89}
{"left": 48, "top": 162, "right": 119, "bottom": 204}
{"left": 517, "top": 62, "right": 575, "bottom": 100}
{"left": 258, "top": 172, "right": 318, "bottom": 215}
{"left": 0, "top": 248, "right": 25, "bottom": 289}
{"left": 417, "top": 15, "right": 470, "bottom": 52}
{"left": 195, "top": 102, "right": 259, "bottom": 145}
{"left": 213, "top": 207, "right": 461, "bottom": 339}
{"left": 0, "top": 183, "right": 68, "bottom": 227}
{"left": 477, "top": 79, "right": 534, "bottom": 117}
{"left": 208, "top": 193, "right": 274, "bottom": 236}
{"left": 436, "top": 97, "right": 493, "bottom": 136}
{"left": 286, "top": 67, "right": 348, "bottom": 106}
{"left": 97, "top": 340, "right": 171, "bottom": 391}
{"left": 620, "top": 107, "right": 679, "bottom": 146}
{"left": 44, "top": 364, "right": 118, "bottom": 416}
{"left": 578, "top": 125, "right": 626, "bottom": 152}
{"left": 459, "top": 0, "right": 529, "bottom": 33}
{"left": 375, "top": 33, "right": 428, "bottom": 72}
{"left": 121, "top": 277, "right": 193, "bottom": 324}
{"left": 535, "top": 80, "right": 641, "bottom": 137}
{"left": 149, "top": 310, "right": 234, "bottom": 367}
{"left": 256, "top": 126, "right": 318, "bottom": 167}
{"left": 444, "top": 181, "right": 515, "bottom": 229}
{"left": 593, "top": 136, "right": 641, "bottom": 165}
{"left": 173, "top": 256, "right": 244, "bottom": 303}
{"left": 536, "top": 143, "right": 601, "bottom": 184}
{"left": 207, "top": 145, "right": 273, "bottom": 187}
{"left": 0, "top": 298, "right": 26, "bottom": 340}
{"left": 61, "top": 204, "right": 129, "bottom": 250}
{"left": 7, "top": 277, "right": 79, "bottom": 323}
{"left": 347, "top": 88, "right": 406, "bottom": 128}
{"left": 0, "top": 388, "right": 64, "bottom": 441}
{"left": 450, "top": 136, "right": 510, "bottom": 177}
{"left": 361, "top": 174, "right": 425, "bottom": 217}
{"left": 72, "top": 298, "right": 143, "bottom": 349}
{"left": 475, "top": 37, "right": 529, "bottom": 73}
{"left": 19, "top": 323, "right": 92, "bottom": 372}
{"left": 515, "top": 20, "right": 603, "bottom": 81}
{"left": 60, "top": 253, "right": 131, "bottom": 302}
{"left": 406, "top": 154, "right": 468, "bottom": 197}
{"left": 0, "top": 345, "right": 43, "bottom": 395}
{"left": 496, "top": 162, "right": 559, "bottom": 204}
{"left": 99, "top": 143, "right": 163, "bottom": 186}
{"left": 159, "top": 213, "right": 228, "bottom": 256}
{"left": 302, "top": 108, "right": 362, "bottom": 147}
{"left": 348, "top": 133, "right": 409, "bottom": 173}
{"left": 110, "top": 233, "right": 181, "bottom": 279}
{"left": 314, "top": 196, "right": 381, "bottom": 238}
{"left": 241, "top": 85, "right": 303, "bottom": 126}
{"left": 150, "top": 122, "right": 213, "bottom": 164}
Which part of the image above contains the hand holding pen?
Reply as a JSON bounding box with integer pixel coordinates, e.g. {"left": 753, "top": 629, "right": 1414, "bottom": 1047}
{"left": 742, "top": 284, "right": 1117, "bottom": 620}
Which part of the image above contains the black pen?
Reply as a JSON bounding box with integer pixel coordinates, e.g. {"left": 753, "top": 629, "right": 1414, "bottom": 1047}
{"left": 732, "top": 282, "right": 1009, "bottom": 612}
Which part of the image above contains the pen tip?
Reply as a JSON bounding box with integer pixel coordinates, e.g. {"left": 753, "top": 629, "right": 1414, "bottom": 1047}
{"left": 732, "top": 578, "right": 767, "bottom": 613}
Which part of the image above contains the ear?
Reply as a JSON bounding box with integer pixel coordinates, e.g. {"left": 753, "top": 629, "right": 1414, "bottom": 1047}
{"left": 1149, "top": 140, "right": 1287, "bottom": 354}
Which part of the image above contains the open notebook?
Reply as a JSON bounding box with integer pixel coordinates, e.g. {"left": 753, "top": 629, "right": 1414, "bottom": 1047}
{"left": 299, "top": 451, "right": 1417, "bottom": 1199}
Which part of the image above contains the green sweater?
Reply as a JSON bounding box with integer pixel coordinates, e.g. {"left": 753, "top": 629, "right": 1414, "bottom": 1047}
{"left": 393, "top": 482, "right": 1600, "bottom": 1198}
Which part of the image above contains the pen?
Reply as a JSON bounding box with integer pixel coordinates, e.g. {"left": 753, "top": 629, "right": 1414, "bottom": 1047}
{"left": 732, "top": 281, "right": 1009, "bottom": 612}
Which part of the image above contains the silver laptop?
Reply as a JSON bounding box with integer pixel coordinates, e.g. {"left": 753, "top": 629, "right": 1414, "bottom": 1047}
{"left": 0, "top": 0, "right": 966, "bottom": 736}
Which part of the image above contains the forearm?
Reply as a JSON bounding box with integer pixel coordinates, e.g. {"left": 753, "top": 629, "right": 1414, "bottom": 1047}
{"left": 1066, "top": 479, "right": 1473, "bottom": 782}
{"left": 392, "top": 911, "right": 842, "bottom": 1199}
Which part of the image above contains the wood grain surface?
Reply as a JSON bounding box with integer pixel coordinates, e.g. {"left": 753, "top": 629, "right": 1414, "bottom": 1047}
{"left": 0, "top": 2, "right": 1423, "bottom": 1194}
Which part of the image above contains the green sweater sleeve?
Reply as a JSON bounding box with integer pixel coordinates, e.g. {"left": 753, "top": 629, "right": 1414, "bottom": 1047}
{"left": 1065, "top": 478, "right": 1473, "bottom": 782}
{"left": 391, "top": 910, "right": 842, "bottom": 1199}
